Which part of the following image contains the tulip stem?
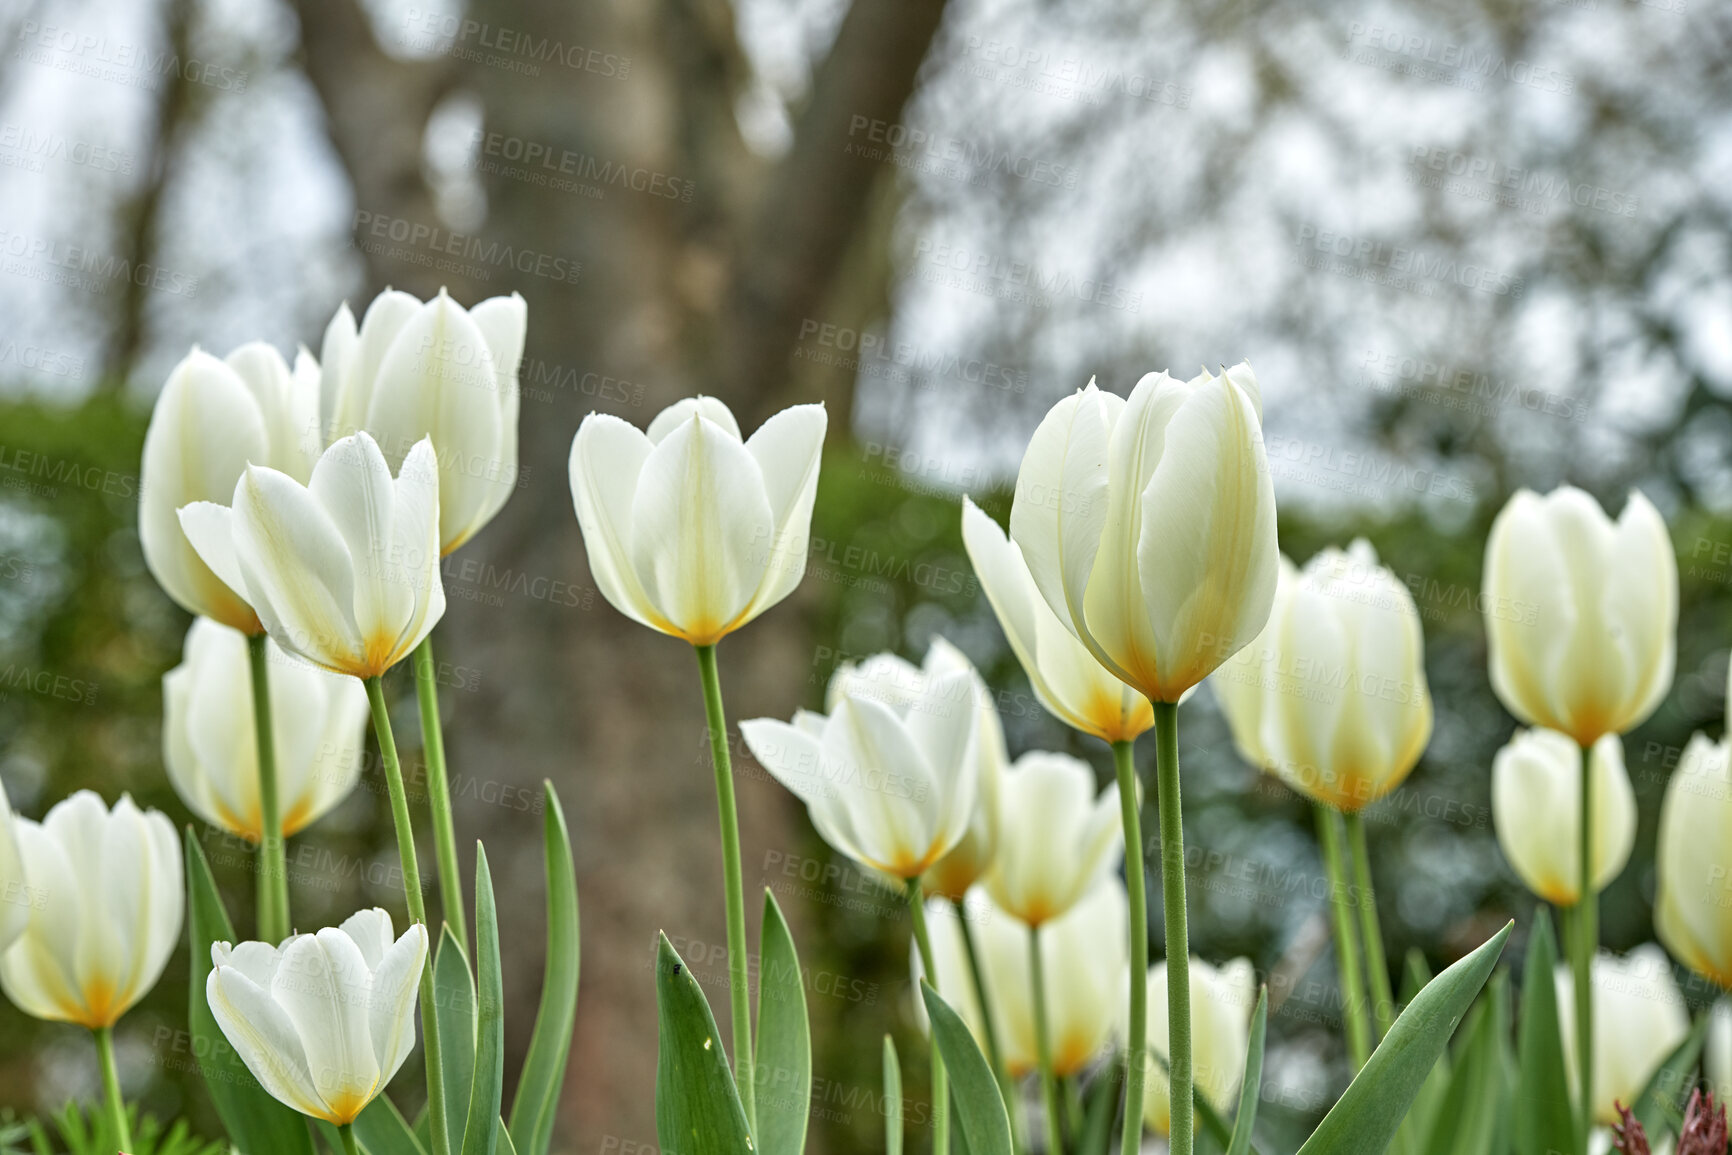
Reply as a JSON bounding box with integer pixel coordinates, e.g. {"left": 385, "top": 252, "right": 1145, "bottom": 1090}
{"left": 246, "top": 634, "right": 290, "bottom": 943}
{"left": 93, "top": 1026, "right": 131, "bottom": 1152}
{"left": 906, "top": 880, "right": 950, "bottom": 1155}
{"left": 363, "top": 677, "right": 452, "bottom": 1155}
{"left": 1343, "top": 811, "right": 1395, "bottom": 1040}
{"left": 694, "top": 644, "right": 756, "bottom": 1132}
{"left": 338, "top": 1124, "right": 361, "bottom": 1155}
{"left": 1151, "top": 702, "right": 1193, "bottom": 1155}
{"left": 1573, "top": 745, "right": 1596, "bottom": 1155}
{"left": 1111, "top": 737, "right": 1148, "bottom": 1155}
{"left": 1316, "top": 804, "right": 1371, "bottom": 1069}
{"left": 413, "top": 635, "right": 468, "bottom": 949}
{"left": 954, "top": 897, "right": 1023, "bottom": 1152}
{"left": 1029, "top": 924, "right": 1065, "bottom": 1155}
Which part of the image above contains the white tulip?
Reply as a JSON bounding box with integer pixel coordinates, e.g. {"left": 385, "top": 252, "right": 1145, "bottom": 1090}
{"left": 960, "top": 497, "right": 1153, "bottom": 744}
{"left": 0, "top": 791, "right": 181, "bottom": 1028}
{"left": 1655, "top": 731, "right": 1732, "bottom": 988}
{"left": 1009, "top": 364, "right": 1278, "bottom": 704}
{"left": 177, "top": 432, "right": 445, "bottom": 680}
{"left": 1483, "top": 486, "right": 1676, "bottom": 746}
{"left": 1213, "top": 540, "right": 1432, "bottom": 811}
{"left": 321, "top": 288, "right": 526, "bottom": 554}
{"left": 0, "top": 780, "right": 26, "bottom": 954}
{"left": 1131, "top": 955, "right": 1258, "bottom": 1136}
{"left": 165, "top": 617, "right": 369, "bottom": 840}
{"left": 1556, "top": 945, "right": 1688, "bottom": 1126}
{"left": 1708, "top": 1000, "right": 1732, "bottom": 1109}
{"left": 569, "top": 395, "right": 826, "bottom": 646}
{"left": 983, "top": 751, "right": 1122, "bottom": 926}
{"left": 741, "top": 643, "right": 982, "bottom": 881}
{"left": 140, "top": 344, "right": 322, "bottom": 633}
{"left": 1492, "top": 729, "right": 1634, "bottom": 905}
{"left": 207, "top": 909, "right": 428, "bottom": 1124}
{"left": 918, "top": 880, "right": 1128, "bottom": 1078}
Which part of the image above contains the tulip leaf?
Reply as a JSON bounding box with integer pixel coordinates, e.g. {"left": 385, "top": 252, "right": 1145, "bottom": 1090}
{"left": 883, "top": 1035, "right": 903, "bottom": 1155}
{"left": 182, "top": 829, "right": 316, "bottom": 1155}
{"left": 753, "top": 890, "right": 810, "bottom": 1155}
{"left": 1149, "top": 1050, "right": 1267, "bottom": 1155}
{"left": 1423, "top": 975, "right": 1512, "bottom": 1155}
{"left": 1632, "top": 1009, "right": 1711, "bottom": 1139}
{"left": 1514, "top": 911, "right": 1576, "bottom": 1155}
{"left": 1390, "top": 951, "right": 1447, "bottom": 1155}
{"left": 1294, "top": 921, "right": 1511, "bottom": 1155}
{"left": 1226, "top": 988, "right": 1268, "bottom": 1155}
{"left": 494, "top": 1120, "right": 518, "bottom": 1155}
{"left": 435, "top": 924, "right": 477, "bottom": 1155}
{"left": 1078, "top": 1061, "right": 1120, "bottom": 1155}
{"left": 460, "top": 846, "right": 504, "bottom": 1155}
{"left": 508, "top": 783, "right": 581, "bottom": 1155}
{"left": 655, "top": 933, "right": 754, "bottom": 1155}
{"left": 919, "top": 981, "right": 1013, "bottom": 1155}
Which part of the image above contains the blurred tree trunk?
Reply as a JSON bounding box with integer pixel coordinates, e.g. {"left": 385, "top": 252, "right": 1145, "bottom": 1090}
{"left": 284, "top": 0, "right": 947, "bottom": 1146}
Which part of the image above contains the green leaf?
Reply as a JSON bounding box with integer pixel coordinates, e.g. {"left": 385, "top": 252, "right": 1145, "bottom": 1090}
{"left": 1226, "top": 989, "right": 1268, "bottom": 1155}
{"left": 919, "top": 982, "right": 1013, "bottom": 1155}
{"left": 183, "top": 829, "right": 316, "bottom": 1155}
{"left": 883, "top": 1036, "right": 903, "bottom": 1155}
{"left": 655, "top": 934, "right": 753, "bottom": 1155}
{"left": 1193, "top": 1084, "right": 1234, "bottom": 1151}
{"left": 1423, "top": 976, "right": 1512, "bottom": 1155}
{"left": 460, "top": 846, "right": 504, "bottom": 1155}
{"left": 1391, "top": 951, "right": 1448, "bottom": 1155}
{"left": 1295, "top": 921, "right": 1511, "bottom": 1155}
{"left": 754, "top": 890, "right": 811, "bottom": 1155}
{"left": 434, "top": 926, "right": 477, "bottom": 1155}
{"left": 495, "top": 1120, "right": 517, "bottom": 1155}
{"left": 508, "top": 784, "right": 581, "bottom": 1155}
{"left": 1514, "top": 911, "right": 1575, "bottom": 1155}
{"left": 1632, "top": 1010, "right": 1711, "bottom": 1139}
{"left": 1078, "top": 1063, "right": 1120, "bottom": 1155}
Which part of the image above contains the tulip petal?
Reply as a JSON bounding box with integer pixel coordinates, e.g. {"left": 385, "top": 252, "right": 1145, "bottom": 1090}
{"left": 740, "top": 403, "right": 827, "bottom": 622}
{"left": 177, "top": 501, "right": 251, "bottom": 606}
{"left": 381, "top": 438, "right": 446, "bottom": 663}
{"left": 366, "top": 923, "right": 427, "bottom": 1083}
{"left": 337, "top": 908, "right": 395, "bottom": 971}
{"left": 740, "top": 717, "right": 876, "bottom": 866}
{"left": 647, "top": 395, "right": 740, "bottom": 443}
{"left": 210, "top": 963, "right": 326, "bottom": 1117}
{"left": 568, "top": 414, "right": 664, "bottom": 633}
{"left": 308, "top": 434, "right": 411, "bottom": 663}
{"left": 274, "top": 930, "right": 381, "bottom": 1122}
{"left": 0, "top": 821, "right": 82, "bottom": 1021}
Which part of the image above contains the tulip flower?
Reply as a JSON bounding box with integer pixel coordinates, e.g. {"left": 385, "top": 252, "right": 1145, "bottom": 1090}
{"left": 1555, "top": 946, "right": 1688, "bottom": 1127}
{"left": 568, "top": 395, "right": 827, "bottom": 647}
{"left": 1482, "top": 486, "right": 1676, "bottom": 747}
{"left": 321, "top": 288, "right": 526, "bottom": 555}
{"left": 0, "top": 791, "right": 181, "bottom": 1027}
{"left": 177, "top": 432, "right": 446, "bottom": 680}
{"left": 982, "top": 751, "right": 1122, "bottom": 926}
{"left": 207, "top": 909, "right": 429, "bottom": 1125}
{"left": 1655, "top": 731, "right": 1732, "bottom": 988}
{"left": 140, "top": 344, "right": 322, "bottom": 633}
{"left": 1709, "top": 1000, "right": 1732, "bottom": 1108}
{"left": 1129, "top": 955, "right": 1258, "bottom": 1137}
{"left": 1213, "top": 540, "right": 1433, "bottom": 812}
{"left": 1493, "top": 729, "right": 1635, "bottom": 905}
{"left": 959, "top": 497, "right": 1152, "bottom": 744}
{"left": 165, "top": 617, "right": 369, "bottom": 841}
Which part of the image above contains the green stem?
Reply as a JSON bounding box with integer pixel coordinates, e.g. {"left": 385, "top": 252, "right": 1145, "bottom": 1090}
{"left": 907, "top": 880, "right": 949, "bottom": 1155}
{"left": 1029, "top": 924, "right": 1064, "bottom": 1155}
{"left": 1343, "top": 811, "right": 1395, "bottom": 1040}
{"left": 338, "top": 1123, "right": 361, "bottom": 1155}
{"left": 1573, "top": 743, "right": 1596, "bottom": 1154}
{"left": 94, "top": 1026, "right": 131, "bottom": 1152}
{"left": 1151, "top": 701, "right": 1192, "bottom": 1155}
{"left": 246, "top": 634, "right": 289, "bottom": 943}
{"left": 1111, "top": 737, "right": 1148, "bottom": 1155}
{"left": 363, "top": 677, "right": 451, "bottom": 1155}
{"left": 694, "top": 644, "right": 755, "bottom": 1133}
{"left": 954, "top": 897, "right": 1023, "bottom": 1152}
{"left": 1062, "top": 1077, "right": 1084, "bottom": 1148}
{"left": 1316, "top": 804, "right": 1371, "bottom": 1069}
{"left": 413, "top": 635, "right": 468, "bottom": 948}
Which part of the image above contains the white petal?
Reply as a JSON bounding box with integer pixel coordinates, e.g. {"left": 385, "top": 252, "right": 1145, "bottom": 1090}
{"left": 273, "top": 930, "right": 381, "bottom": 1122}
{"left": 647, "top": 395, "right": 740, "bottom": 443}
{"left": 568, "top": 414, "right": 663, "bottom": 632}
{"left": 738, "top": 404, "right": 827, "bottom": 623}
{"left": 367, "top": 923, "right": 427, "bottom": 1084}
{"left": 210, "top": 963, "right": 327, "bottom": 1116}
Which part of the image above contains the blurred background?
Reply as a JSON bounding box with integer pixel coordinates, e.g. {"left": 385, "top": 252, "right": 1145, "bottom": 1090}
{"left": 0, "top": 0, "right": 1729, "bottom": 1149}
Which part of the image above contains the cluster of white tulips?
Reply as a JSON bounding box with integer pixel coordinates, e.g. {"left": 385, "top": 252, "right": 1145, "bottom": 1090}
{"left": 7, "top": 277, "right": 1732, "bottom": 1155}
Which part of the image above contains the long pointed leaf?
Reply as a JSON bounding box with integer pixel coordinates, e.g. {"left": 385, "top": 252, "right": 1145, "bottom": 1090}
{"left": 919, "top": 982, "right": 1013, "bottom": 1155}
{"left": 1633, "top": 1011, "right": 1711, "bottom": 1139}
{"left": 1226, "top": 989, "right": 1268, "bottom": 1155}
{"left": 1078, "top": 1063, "right": 1120, "bottom": 1155}
{"left": 508, "top": 784, "right": 580, "bottom": 1155}
{"left": 1424, "top": 976, "right": 1512, "bottom": 1155}
{"left": 460, "top": 846, "right": 504, "bottom": 1155}
{"left": 1391, "top": 951, "right": 1448, "bottom": 1155}
{"left": 655, "top": 934, "right": 753, "bottom": 1155}
{"left": 1515, "top": 912, "right": 1575, "bottom": 1155}
{"left": 435, "top": 925, "right": 477, "bottom": 1155}
{"left": 1295, "top": 922, "right": 1512, "bottom": 1155}
{"left": 883, "top": 1036, "right": 903, "bottom": 1155}
{"left": 755, "top": 890, "right": 810, "bottom": 1155}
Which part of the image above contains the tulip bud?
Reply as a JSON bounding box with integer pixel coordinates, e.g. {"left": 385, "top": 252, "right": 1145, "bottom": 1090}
{"left": 322, "top": 288, "right": 527, "bottom": 554}
{"left": 916, "top": 880, "right": 1127, "bottom": 1078}
{"left": 1213, "top": 540, "right": 1432, "bottom": 811}
{"left": 1127, "top": 955, "right": 1258, "bottom": 1136}
{"left": 140, "top": 345, "right": 322, "bottom": 633}
{"left": 959, "top": 498, "right": 1153, "bottom": 744}
{"left": 1008, "top": 364, "right": 1278, "bottom": 704}
{"left": 207, "top": 909, "right": 428, "bottom": 1124}
{"left": 983, "top": 752, "right": 1122, "bottom": 926}
{"left": 1708, "top": 1004, "right": 1732, "bottom": 1122}
{"left": 1656, "top": 732, "right": 1732, "bottom": 988}
{"left": 165, "top": 618, "right": 369, "bottom": 840}
{"left": 177, "top": 432, "right": 446, "bottom": 680}
{"left": 0, "top": 781, "right": 25, "bottom": 954}
{"left": 569, "top": 395, "right": 827, "bottom": 647}
{"left": 0, "top": 791, "right": 182, "bottom": 1028}
{"left": 1556, "top": 945, "right": 1688, "bottom": 1127}
{"left": 741, "top": 641, "right": 983, "bottom": 881}
{"left": 1492, "top": 729, "right": 1634, "bottom": 904}
{"left": 1483, "top": 486, "right": 1676, "bottom": 746}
